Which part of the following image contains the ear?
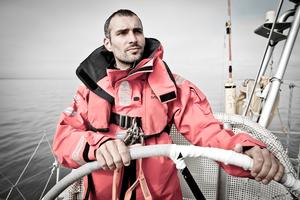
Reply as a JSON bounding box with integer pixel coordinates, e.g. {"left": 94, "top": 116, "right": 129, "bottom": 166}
{"left": 104, "top": 37, "right": 112, "bottom": 52}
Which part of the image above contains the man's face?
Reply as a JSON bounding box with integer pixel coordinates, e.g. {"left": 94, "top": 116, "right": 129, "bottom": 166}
{"left": 104, "top": 15, "right": 145, "bottom": 69}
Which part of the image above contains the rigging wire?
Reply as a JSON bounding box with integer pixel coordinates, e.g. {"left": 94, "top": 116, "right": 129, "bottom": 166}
{"left": 0, "top": 167, "right": 52, "bottom": 194}
{"left": 44, "top": 130, "right": 56, "bottom": 160}
{"left": 286, "top": 83, "right": 295, "bottom": 153}
{"left": 44, "top": 130, "right": 61, "bottom": 184}
{"left": 44, "top": 130, "right": 60, "bottom": 176}
{"left": 3, "top": 130, "right": 60, "bottom": 200}
{"left": 0, "top": 172, "right": 26, "bottom": 200}
{"left": 38, "top": 130, "right": 60, "bottom": 200}
{"left": 5, "top": 133, "right": 46, "bottom": 200}
{"left": 39, "top": 164, "right": 57, "bottom": 200}
{"left": 3, "top": 166, "right": 54, "bottom": 193}
{"left": 243, "top": 0, "right": 285, "bottom": 116}
{"left": 282, "top": 82, "right": 300, "bottom": 88}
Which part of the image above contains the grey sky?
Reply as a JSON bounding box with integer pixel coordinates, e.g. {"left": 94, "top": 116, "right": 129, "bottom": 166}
{"left": 0, "top": 0, "right": 299, "bottom": 85}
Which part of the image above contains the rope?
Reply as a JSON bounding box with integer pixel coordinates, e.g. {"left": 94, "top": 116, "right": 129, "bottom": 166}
{"left": 226, "top": 0, "right": 233, "bottom": 79}
{"left": 5, "top": 133, "right": 46, "bottom": 200}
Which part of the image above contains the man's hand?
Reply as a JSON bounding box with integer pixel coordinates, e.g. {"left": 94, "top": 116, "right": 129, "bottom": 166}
{"left": 95, "top": 139, "right": 131, "bottom": 170}
{"left": 234, "top": 144, "right": 284, "bottom": 184}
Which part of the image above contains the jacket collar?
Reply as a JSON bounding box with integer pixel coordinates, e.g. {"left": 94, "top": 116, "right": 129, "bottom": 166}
{"left": 76, "top": 38, "right": 162, "bottom": 85}
{"left": 107, "top": 57, "right": 156, "bottom": 86}
{"left": 76, "top": 38, "right": 177, "bottom": 104}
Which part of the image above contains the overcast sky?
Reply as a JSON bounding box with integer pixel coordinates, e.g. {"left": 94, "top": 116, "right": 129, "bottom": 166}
{"left": 0, "top": 0, "right": 299, "bottom": 85}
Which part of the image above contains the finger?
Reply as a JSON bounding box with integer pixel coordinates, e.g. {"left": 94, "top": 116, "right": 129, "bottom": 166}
{"left": 95, "top": 149, "right": 108, "bottom": 170}
{"left": 261, "top": 154, "right": 278, "bottom": 184}
{"left": 255, "top": 148, "right": 272, "bottom": 182}
{"left": 245, "top": 146, "right": 264, "bottom": 178}
{"left": 99, "top": 143, "right": 116, "bottom": 170}
{"left": 106, "top": 140, "right": 123, "bottom": 169}
{"left": 233, "top": 143, "right": 243, "bottom": 153}
{"left": 115, "top": 139, "right": 131, "bottom": 166}
{"left": 274, "top": 162, "right": 284, "bottom": 182}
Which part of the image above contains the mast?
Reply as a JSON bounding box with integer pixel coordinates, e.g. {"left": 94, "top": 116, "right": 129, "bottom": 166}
{"left": 224, "top": 0, "right": 236, "bottom": 114}
{"left": 259, "top": 3, "right": 300, "bottom": 127}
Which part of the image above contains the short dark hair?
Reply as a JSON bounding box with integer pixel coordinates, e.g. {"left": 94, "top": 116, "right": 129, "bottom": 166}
{"left": 104, "top": 9, "right": 142, "bottom": 38}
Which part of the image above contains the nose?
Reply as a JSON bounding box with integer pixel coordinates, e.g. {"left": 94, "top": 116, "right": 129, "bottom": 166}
{"left": 128, "top": 31, "right": 137, "bottom": 43}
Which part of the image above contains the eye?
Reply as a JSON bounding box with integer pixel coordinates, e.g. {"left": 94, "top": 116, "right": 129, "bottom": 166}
{"left": 116, "top": 30, "right": 128, "bottom": 36}
{"left": 134, "top": 28, "right": 143, "bottom": 34}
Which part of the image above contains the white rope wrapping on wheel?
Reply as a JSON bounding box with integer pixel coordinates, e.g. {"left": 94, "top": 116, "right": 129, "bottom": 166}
{"left": 42, "top": 144, "right": 300, "bottom": 200}
{"left": 214, "top": 112, "right": 296, "bottom": 176}
{"left": 214, "top": 112, "right": 300, "bottom": 197}
{"left": 129, "top": 144, "right": 253, "bottom": 169}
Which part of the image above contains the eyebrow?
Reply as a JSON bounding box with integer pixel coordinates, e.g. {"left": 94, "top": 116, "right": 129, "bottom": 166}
{"left": 115, "top": 27, "right": 143, "bottom": 34}
{"left": 115, "top": 28, "right": 129, "bottom": 34}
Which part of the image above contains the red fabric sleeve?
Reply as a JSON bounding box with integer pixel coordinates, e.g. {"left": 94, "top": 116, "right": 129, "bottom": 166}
{"left": 169, "top": 77, "right": 266, "bottom": 177}
{"left": 52, "top": 85, "right": 111, "bottom": 168}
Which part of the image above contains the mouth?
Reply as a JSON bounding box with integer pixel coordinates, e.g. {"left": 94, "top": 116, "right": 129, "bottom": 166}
{"left": 126, "top": 46, "right": 141, "bottom": 52}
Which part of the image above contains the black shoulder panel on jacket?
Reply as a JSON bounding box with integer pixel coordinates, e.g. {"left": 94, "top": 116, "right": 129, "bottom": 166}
{"left": 76, "top": 46, "right": 115, "bottom": 105}
{"left": 143, "top": 38, "right": 160, "bottom": 58}
{"left": 162, "top": 61, "right": 176, "bottom": 87}
{"left": 76, "top": 38, "right": 166, "bottom": 105}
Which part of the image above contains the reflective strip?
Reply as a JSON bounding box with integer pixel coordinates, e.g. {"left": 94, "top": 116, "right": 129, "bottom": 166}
{"left": 118, "top": 81, "right": 132, "bottom": 106}
{"left": 73, "top": 94, "right": 81, "bottom": 104}
{"left": 175, "top": 75, "right": 185, "bottom": 86}
{"left": 63, "top": 107, "right": 77, "bottom": 116}
{"left": 71, "top": 136, "right": 86, "bottom": 166}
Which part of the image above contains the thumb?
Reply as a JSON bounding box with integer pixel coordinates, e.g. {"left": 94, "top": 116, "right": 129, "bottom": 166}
{"left": 233, "top": 144, "right": 243, "bottom": 153}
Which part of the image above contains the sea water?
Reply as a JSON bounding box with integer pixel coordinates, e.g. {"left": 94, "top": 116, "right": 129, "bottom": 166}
{"left": 0, "top": 78, "right": 299, "bottom": 199}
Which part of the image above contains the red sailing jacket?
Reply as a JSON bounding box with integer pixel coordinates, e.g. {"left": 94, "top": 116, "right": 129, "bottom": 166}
{"left": 53, "top": 38, "right": 265, "bottom": 199}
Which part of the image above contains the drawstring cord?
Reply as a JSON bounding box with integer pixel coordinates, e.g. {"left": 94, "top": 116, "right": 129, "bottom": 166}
{"left": 112, "top": 120, "right": 152, "bottom": 200}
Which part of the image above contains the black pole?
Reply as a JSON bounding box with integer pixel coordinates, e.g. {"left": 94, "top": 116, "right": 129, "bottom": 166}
{"left": 180, "top": 167, "right": 206, "bottom": 200}
{"left": 177, "top": 153, "right": 206, "bottom": 200}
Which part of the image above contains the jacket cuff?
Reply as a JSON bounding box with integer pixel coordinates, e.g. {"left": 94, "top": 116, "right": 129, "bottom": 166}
{"left": 238, "top": 133, "right": 266, "bottom": 149}
{"left": 83, "top": 136, "right": 112, "bottom": 162}
{"left": 220, "top": 132, "right": 267, "bottom": 177}
{"left": 225, "top": 132, "right": 266, "bottom": 150}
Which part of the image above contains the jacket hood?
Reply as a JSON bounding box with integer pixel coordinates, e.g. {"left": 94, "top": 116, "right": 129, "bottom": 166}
{"left": 75, "top": 38, "right": 176, "bottom": 105}
{"left": 76, "top": 38, "right": 162, "bottom": 89}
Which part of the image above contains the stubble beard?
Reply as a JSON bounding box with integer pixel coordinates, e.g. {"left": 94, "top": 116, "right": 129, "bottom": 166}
{"left": 117, "top": 50, "right": 144, "bottom": 68}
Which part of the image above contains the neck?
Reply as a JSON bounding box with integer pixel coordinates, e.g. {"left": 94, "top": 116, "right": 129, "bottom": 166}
{"left": 116, "top": 64, "right": 131, "bottom": 70}
{"left": 115, "top": 60, "right": 136, "bottom": 70}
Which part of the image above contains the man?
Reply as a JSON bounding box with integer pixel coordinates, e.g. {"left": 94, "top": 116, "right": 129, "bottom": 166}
{"left": 53, "top": 9, "right": 284, "bottom": 200}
